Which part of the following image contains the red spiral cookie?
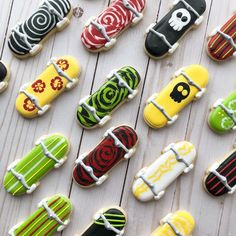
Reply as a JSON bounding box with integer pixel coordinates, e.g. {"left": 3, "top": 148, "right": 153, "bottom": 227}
{"left": 81, "top": 0, "right": 145, "bottom": 52}
{"left": 207, "top": 13, "right": 236, "bottom": 61}
{"left": 73, "top": 125, "right": 138, "bottom": 187}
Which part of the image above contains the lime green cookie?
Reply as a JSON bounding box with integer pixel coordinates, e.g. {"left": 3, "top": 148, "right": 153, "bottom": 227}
{"left": 208, "top": 91, "right": 236, "bottom": 134}
{"left": 4, "top": 134, "right": 69, "bottom": 196}
{"left": 9, "top": 194, "right": 72, "bottom": 235}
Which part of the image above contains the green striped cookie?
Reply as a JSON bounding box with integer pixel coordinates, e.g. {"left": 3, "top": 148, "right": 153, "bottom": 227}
{"left": 77, "top": 66, "right": 141, "bottom": 128}
{"left": 4, "top": 134, "right": 70, "bottom": 196}
{"left": 208, "top": 91, "right": 236, "bottom": 134}
{"left": 8, "top": 194, "right": 72, "bottom": 236}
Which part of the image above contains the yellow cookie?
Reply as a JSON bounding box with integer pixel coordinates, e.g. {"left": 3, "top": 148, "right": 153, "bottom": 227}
{"left": 151, "top": 210, "right": 195, "bottom": 236}
{"left": 16, "top": 56, "right": 81, "bottom": 118}
{"left": 144, "top": 65, "right": 209, "bottom": 128}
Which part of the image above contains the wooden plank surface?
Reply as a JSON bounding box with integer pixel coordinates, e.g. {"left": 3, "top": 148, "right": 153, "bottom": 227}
{"left": 0, "top": 0, "right": 235, "bottom": 235}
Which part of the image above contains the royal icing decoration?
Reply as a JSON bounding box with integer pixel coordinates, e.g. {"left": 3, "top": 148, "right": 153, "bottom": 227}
{"left": 80, "top": 207, "right": 127, "bottom": 236}
{"left": 144, "top": 65, "right": 209, "bottom": 129}
{"left": 77, "top": 66, "right": 140, "bottom": 129}
{"left": 8, "top": 0, "right": 72, "bottom": 58}
{"left": 4, "top": 134, "right": 69, "bottom": 195}
{"left": 15, "top": 56, "right": 80, "bottom": 118}
{"left": 207, "top": 13, "right": 236, "bottom": 61}
{"left": 132, "top": 141, "right": 196, "bottom": 202}
{"left": 0, "top": 61, "right": 10, "bottom": 93}
{"left": 150, "top": 211, "right": 195, "bottom": 236}
{"left": 81, "top": 0, "right": 145, "bottom": 52}
{"left": 8, "top": 195, "right": 72, "bottom": 235}
{"left": 204, "top": 145, "right": 236, "bottom": 197}
{"left": 145, "top": 0, "right": 206, "bottom": 59}
{"left": 208, "top": 91, "right": 236, "bottom": 134}
{"left": 73, "top": 125, "right": 138, "bottom": 188}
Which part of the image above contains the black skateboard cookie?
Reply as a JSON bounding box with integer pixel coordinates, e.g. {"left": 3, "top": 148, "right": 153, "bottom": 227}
{"left": 8, "top": 0, "right": 72, "bottom": 59}
{"left": 145, "top": 0, "right": 206, "bottom": 59}
{"left": 0, "top": 61, "right": 10, "bottom": 93}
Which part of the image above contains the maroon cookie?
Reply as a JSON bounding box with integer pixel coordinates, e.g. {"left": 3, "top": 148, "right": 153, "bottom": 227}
{"left": 204, "top": 147, "right": 236, "bottom": 197}
{"left": 73, "top": 125, "right": 138, "bottom": 187}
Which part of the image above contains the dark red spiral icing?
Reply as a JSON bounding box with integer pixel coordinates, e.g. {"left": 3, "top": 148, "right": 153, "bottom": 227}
{"left": 205, "top": 150, "right": 236, "bottom": 196}
{"left": 73, "top": 125, "right": 138, "bottom": 187}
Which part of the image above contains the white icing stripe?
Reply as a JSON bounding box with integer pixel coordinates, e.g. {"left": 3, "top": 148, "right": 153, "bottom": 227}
{"left": 77, "top": 159, "right": 99, "bottom": 182}
{"left": 90, "top": 20, "right": 112, "bottom": 42}
{"left": 99, "top": 213, "right": 123, "bottom": 235}
{"left": 139, "top": 175, "right": 158, "bottom": 197}
{"left": 178, "top": 0, "right": 200, "bottom": 18}
{"left": 80, "top": 100, "right": 101, "bottom": 123}
{"left": 169, "top": 146, "right": 190, "bottom": 168}
{"left": 8, "top": 168, "right": 32, "bottom": 191}
{"left": 41, "top": 201, "right": 66, "bottom": 225}
{"left": 179, "top": 71, "right": 202, "bottom": 91}
{"left": 217, "top": 30, "right": 236, "bottom": 50}
{"left": 210, "top": 169, "right": 234, "bottom": 192}
{"left": 218, "top": 102, "right": 236, "bottom": 125}
{"left": 122, "top": 0, "right": 140, "bottom": 17}
{"left": 44, "top": 0, "right": 64, "bottom": 20}
{"left": 149, "top": 29, "right": 173, "bottom": 49}
{"left": 106, "top": 130, "right": 129, "bottom": 153}
{"left": 166, "top": 221, "right": 183, "bottom": 236}
{"left": 39, "top": 141, "right": 61, "bottom": 164}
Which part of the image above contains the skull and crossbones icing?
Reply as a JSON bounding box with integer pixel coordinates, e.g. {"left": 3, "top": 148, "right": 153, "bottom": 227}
{"left": 170, "top": 82, "right": 190, "bottom": 103}
{"left": 168, "top": 8, "right": 191, "bottom": 31}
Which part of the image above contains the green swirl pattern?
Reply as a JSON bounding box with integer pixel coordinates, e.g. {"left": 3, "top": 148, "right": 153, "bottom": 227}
{"left": 77, "top": 66, "right": 141, "bottom": 128}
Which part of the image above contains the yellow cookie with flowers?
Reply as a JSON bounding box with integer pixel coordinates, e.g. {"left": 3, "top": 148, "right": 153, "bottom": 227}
{"left": 144, "top": 65, "right": 209, "bottom": 129}
{"left": 16, "top": 55, "right": 81, "bottom": 119}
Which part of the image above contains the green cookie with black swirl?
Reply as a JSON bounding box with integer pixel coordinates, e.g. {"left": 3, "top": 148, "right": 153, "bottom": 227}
{"left": 77, "top": 66, "right": 141, "bottom": 128}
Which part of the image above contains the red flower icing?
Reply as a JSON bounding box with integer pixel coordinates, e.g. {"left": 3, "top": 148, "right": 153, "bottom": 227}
{"left": 32, "top": 79, "right": 46, "bottom": 93}
{"left": 50, "top": 76, "right": 64, "bottom": 91}
{"left": 56, "top": 59, "right": 69, "bottom": 71}
{"left": 23, "top": 98, "right": 36, "bottom": 112}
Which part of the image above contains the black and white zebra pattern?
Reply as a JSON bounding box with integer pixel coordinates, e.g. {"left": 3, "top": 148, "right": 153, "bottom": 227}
{"left": 8, "top": 0, "right": 71, "bottom": 56}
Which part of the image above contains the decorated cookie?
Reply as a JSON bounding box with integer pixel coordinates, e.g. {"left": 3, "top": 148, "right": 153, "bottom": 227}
{"left": 208, "top": 91, "right": 236, "bottom": 134}
{"left": 144, "top": 64, "right": 209, "bottom": 129}
{"left": 145, "top": 0, "right": 206, "bottom": 59}
{"left": 151, "top": 210, "right": 195, "bottom": 236}
{"left": 204, "top": 144, "right": 236, "bottom": 197}
{"left": 8, "top": 194, "right": 72, "bottom": 235}
{"left": 81, "top": 0, "right": 145, "bottom": 52}
{"left": 15, "top": 56, "right": 80, "bottom": 118}
{"left": 133, "top": 141, "right": 196, "bottom": 202}
{"left": 78, "top": 207, "right": 127, "bottom": 236}
{"left": 73, "top": 125, "right": 138, "bottom": 188}
{"left": 4, "top": 134, "right": 69, "bottom": 196}
{"left": 0, "top": 61, "right": 10, "bottom": 93}
{"left": 207, "top": 13, "right": 236, "bottom": 61}
{"left": 8, "top": 0, "right": 72, "bottom": 58}
{"left": 77, "top": 66, "right": 141, "bottom": 129}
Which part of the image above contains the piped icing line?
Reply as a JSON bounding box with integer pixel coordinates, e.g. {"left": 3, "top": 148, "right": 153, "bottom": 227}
{"left": 176, "top": 0, "right": 201, "bottom": 19}
{"left": 169, "top": 145, "right": 190, "bottom": 168}
{"left": 43, "top": 0, "right": 65, "bottom": 21}
{"left": 95, "top": 212, "right": 124, "bottom": 235}
{"left": 164, "top": 220, "right": 183, "bottom": 236}
{"left": 41, "top": 200, "right": 67, "bottom": 226}
{"left": 122, "top": 0, "right": 142, "bottom": 18}
{"left": 138, "top": 174, "right": 158, "bottom": 198}
{"left": 217, "top": 101, "right": 236, "bottom": 125}
{"left": 216, "top": 29, "right": 236, "bottom": 51}
{"left": 210, "top": 168, "right": 235, "bottom": 194}
{"left": 7, "top": 167, "right": 36, "bottom": 193}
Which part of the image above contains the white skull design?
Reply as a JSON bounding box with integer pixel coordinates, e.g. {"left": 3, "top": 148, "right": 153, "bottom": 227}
{"left": 168, "top": 8, "right": 191, "bottom": 31}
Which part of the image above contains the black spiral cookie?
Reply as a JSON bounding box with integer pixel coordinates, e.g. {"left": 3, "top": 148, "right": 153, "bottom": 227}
{"left": 145, "top": 0, "right": 206, "bottom": 59}
{"left": 8, "top": 0, "right": 72, "bottom": 58}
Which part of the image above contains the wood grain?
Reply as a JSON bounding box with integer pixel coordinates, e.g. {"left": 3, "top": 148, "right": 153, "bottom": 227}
{"left": 0, "top": 0, "right": 235, "bottom": 235}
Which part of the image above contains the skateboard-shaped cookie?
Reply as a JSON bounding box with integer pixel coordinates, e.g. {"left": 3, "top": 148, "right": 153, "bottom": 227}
{"left": 132, "top": 141, "right": 196, "bottom": 202}
{"left": 8, "top": 0, "right": 72, "bottom": 59}
{"left": 4, "top": 134, "right": 69, "bottom": 196}
{"left": 145, "top": 0, "right": 206, "bottom": 59}
{"left": 81, "top": 0, "right": 145, "bottom": 52}
{"left": 204, "top": 144, "right": 236, "bottom": 197}
{"left": 144, "top": 64, "right": 209, "bottom": 129}
{"left": 77, "top": 207, "right": 127, "bottom": 236}
{"left": 150, "top": 210, "right": 195, "bottom": 236}
{"left": 73, "top": 125, "right": 138, "bottom": 187}
{"left": 8, "top": 194, "right": 72, "bottom": 235}
{"left": 0, "top": 61, "right": 10, "bottom": 93}
{"left": 15, "top": 56, "right": 80, "bottom": 118}
{"left": 207, "top": 13, "right": 236, "bottom": 62}
{"left": 208, "top": 91, "right": 236, "bottom": 134}
{"left": 77, "top": 66, "right": 141, "bottom": 129}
